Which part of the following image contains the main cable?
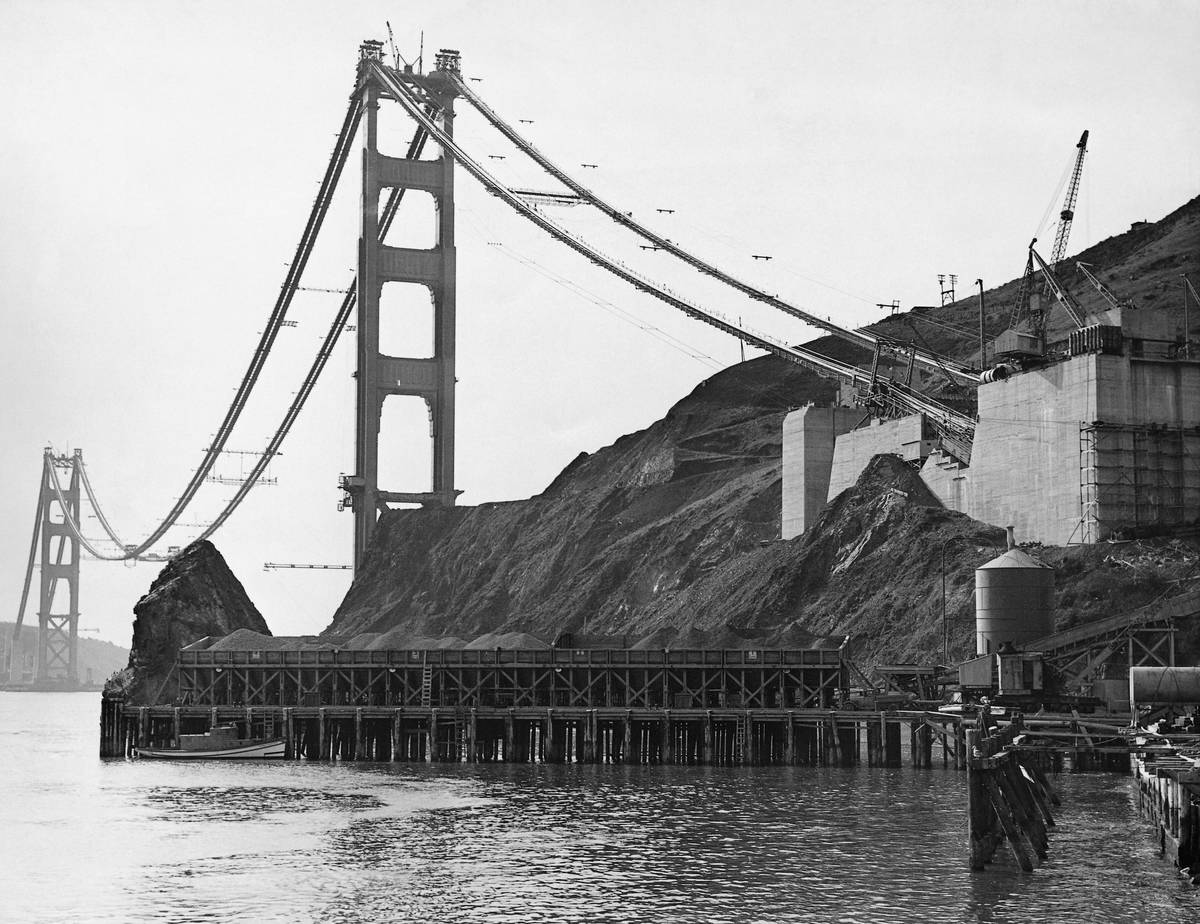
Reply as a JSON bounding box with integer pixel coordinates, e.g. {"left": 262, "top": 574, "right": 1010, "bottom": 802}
{"left": 449, "top": 73, "right": 979, "bottom": 388}
{"left": 72, "top": 91, "right": 365, "bottom": 560}
{"left": 194, "top": 112, "right": 438, "bottom": 541}
{"left": 372, "top": 62, "right": 974, "bottom": 450}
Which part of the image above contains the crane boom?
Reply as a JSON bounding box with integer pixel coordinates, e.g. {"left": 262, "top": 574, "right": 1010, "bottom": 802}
{"left": 1008, "top": 243, "right": 1036, "bottom": 331}
{"left": 1076, "top": 262, "right": 1131, "bottom": 311}
{"left": 1047, "top": 130, "right": 1089, "bottom": 272}
{"left": 1031, "top": 245, "right": 1088, "bottom": 329}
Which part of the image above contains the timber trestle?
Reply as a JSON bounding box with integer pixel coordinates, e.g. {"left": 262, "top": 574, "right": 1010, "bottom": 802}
{"left": 101, "top": 699, "right": 973, "bottom": 768}
{"left": 172, "top": 647, "right": 848, "bottom": 712}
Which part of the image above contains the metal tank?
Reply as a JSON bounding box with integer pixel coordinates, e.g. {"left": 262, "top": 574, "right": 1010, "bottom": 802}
{"left": 975, "top": 527, "right": 1054, "bottom": 656}
{"left": 1129, "top": 667, "right": 1200, "bottom": 710}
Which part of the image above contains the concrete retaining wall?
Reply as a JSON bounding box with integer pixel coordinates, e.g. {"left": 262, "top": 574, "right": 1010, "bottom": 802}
{"left": 781, "top": 406, "right": 865, "bottom": 539}
{"left": 782, "top": 346, "right": 1200, "bottom": 544}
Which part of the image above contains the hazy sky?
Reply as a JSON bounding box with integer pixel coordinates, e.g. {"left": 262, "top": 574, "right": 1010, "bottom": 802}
{"left": 1, "top": 1, "right": 1197, "bottom": 646}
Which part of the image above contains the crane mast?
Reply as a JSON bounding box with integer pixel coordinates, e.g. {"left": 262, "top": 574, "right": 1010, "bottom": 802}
{"left": 1047, "top": 130, "right": 1089, "bottom": 274}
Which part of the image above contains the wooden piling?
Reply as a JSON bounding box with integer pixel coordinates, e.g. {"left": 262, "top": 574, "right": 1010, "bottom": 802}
{"left": 428, "top": 711, "right": 439, "bottom": 763}
{"left": 966, "top": 718, "right": 1057, "bottom": 873}
{"left": 883, "top": 717, "right": 902, "bottom": 767}
{"left": 283, "top": 708, "right": 294, "bottom": 759}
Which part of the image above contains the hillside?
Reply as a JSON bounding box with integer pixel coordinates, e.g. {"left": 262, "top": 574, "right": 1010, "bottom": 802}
{"left": 869, "top": 195, "right": 1200, "bottom": 364}
{"left": 2, "top": 622, "right": 129, "bottom": 686}
{"left": 325, "top": 197, "right": 1200, "bottom": 668}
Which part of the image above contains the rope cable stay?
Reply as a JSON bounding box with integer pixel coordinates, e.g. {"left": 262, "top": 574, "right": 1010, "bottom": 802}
{"left": 448, "top": 72, "right": 980, "bottom": 389}
{"left": 371, "top": 62, "right": 975, "bottom": 453}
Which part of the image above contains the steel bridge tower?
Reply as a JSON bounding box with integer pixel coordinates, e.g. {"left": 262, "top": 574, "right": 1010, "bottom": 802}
{"left": 344, "top": 42, "right": 462, "bottom": 570}
{"left": 11, "top": 449, "right": 82, "bottom": 685}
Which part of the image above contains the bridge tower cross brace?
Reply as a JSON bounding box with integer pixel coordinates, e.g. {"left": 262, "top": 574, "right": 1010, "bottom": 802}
{"left": 14, "top": 449, "right": 82, "bottom": 684}
{"left": 348, "top": 43, "right": 461, "bottom": 570}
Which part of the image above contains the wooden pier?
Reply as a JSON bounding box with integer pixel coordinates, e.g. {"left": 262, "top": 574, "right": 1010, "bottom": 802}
{"left": 171, "top": 645, "right": 849, "bottom": 712}
{"left": 1133, "top": 740, "right": 1200, "bottom": 882}
{"left": 100, "top": 698, "right": 974, "bottom": 768}
{"left": 99, "top": 645, "right": 989, "bottom": 767}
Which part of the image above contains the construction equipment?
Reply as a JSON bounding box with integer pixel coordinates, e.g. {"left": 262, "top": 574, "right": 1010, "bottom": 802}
{"left": 1046, "top": 131, "right": 1089, "bottom": 276}
{"left": 1031, "top": 244, "right": 1088, "bottom": 329}
{"left": 1008, "top": 243, "right": 1037, "bottom": 333}
{"left": 1076, "top": 262, "right": 1134, "bottom": 311}
{"left": 1007, "top": 240, "right": 1089, "bottom": 348}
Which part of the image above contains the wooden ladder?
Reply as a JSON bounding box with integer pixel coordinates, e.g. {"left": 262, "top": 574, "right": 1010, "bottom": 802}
{"left": 420, "top": 662, "right": 433, "bottom": 707}
{"left": 735, "top": 715, "right": 747, "bottom": 764}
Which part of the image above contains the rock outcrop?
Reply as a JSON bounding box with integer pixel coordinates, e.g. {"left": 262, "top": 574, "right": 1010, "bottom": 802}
{"left": 113, "top": 198, "right": 1200, "bottom": 684}
{"left": 322, "top": 198, "right": 1200, "bottom": 666}
{"left": 121, "top": 540, "right": 269, "bottom": 703}
{"left": 327, "top": 352, "right": 848, "bottom": 646}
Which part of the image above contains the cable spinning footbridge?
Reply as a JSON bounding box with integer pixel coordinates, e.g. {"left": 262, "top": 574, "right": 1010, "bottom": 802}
{"left": 12, "top": 40, "right": 981, "bottom": 685}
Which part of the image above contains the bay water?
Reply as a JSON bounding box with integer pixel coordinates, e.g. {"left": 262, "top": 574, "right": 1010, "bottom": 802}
{"left": 2, "top": 693, "right": 1197, "bottom": 923}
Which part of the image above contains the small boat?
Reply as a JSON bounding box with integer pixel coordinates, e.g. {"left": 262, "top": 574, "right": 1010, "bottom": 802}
{"left": 133, "top": 724, "right": 285, "bottom": 759}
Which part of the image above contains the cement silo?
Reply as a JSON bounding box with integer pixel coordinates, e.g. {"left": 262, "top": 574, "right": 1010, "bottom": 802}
{"left": 975, "top": 527, "right": 1055, "bottom": 655}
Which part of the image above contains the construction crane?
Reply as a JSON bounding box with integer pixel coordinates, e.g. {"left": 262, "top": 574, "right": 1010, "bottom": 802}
{"left": 1046, "top": 130, "right": 1089, "bottom": 276}
{"left": 1076, "top": 262, "right": 1134, "bottom": 311}
{"left": 1008, "top": 243, "right": 1037, "bottom": 332}
{"left": 1030, "top": 244, "right": 1088, "bottom": 329}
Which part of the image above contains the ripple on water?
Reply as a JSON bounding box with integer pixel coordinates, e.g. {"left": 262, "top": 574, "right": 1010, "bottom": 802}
{"left": 2, "top": 696, "right": 1199, "bottom": 924}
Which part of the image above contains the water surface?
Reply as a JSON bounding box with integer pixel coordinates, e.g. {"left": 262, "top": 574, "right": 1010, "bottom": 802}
{"left": 1, "top": 693, "right": 1196, "bottom": 922}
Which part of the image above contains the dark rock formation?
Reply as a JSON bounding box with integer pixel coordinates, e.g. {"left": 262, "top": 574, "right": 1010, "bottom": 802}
{"left": 323, "top": 195, "right": 1200, "bottom": 668}
{"left": 110, "top": 199, "right": 1198, "bottom": 681}
{"left": 327, "top": 351, "right": 847, "bottom": 646}
{"left": 121, "top": 540, "right": 269, "bottom": 703}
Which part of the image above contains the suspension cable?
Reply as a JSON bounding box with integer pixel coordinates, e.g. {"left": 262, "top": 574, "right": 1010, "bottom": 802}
{"left": 77, "top": 92, "right": 365, "bottom": 559}
{"left": 373, "top": 62, "right": 975, "bottom": 451}
{"left": 375, "top": 63, "right": 977, "bottom": 461}
{"left": 449, "top": 72, "right": 979, "bottom": 388}
{"left": 77, "top": 455, "right": 125, "bottom": 548}
{"left": 193, "top": 113, "right": 437, "bottom": 540}
{"left": 45, "top": 461, "right": 119, "bottom": 560}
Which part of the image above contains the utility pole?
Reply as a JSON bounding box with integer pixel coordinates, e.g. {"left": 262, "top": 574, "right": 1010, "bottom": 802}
{"left": 939, "top": 274, "right": 958, "bottom": 307}
{"left": 976, "top": 279, "right": 987, "bottom": 371}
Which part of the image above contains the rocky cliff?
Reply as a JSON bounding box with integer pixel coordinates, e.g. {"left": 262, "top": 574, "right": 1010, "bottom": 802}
{"left": 115, "top": 540, "right": 269, "bottom": 703}
{"left": 324, "top": 196, "right": 1200, "bottom": 667}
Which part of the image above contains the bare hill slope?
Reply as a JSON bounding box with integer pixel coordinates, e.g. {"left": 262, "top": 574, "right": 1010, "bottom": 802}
{"left": 325, "top": 197, "right": 1200, "bottom": 667}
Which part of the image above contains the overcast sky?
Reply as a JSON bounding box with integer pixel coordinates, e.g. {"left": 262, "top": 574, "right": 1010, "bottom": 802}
{"left": 1, "top": 1, "right": 1197, "bottom": 647}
